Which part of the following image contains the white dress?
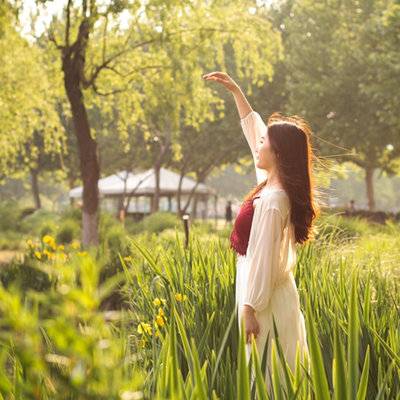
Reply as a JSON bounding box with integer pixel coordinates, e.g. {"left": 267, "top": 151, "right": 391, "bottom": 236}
{"left": 235, "top": 110, "right": 309, "bottom": 391}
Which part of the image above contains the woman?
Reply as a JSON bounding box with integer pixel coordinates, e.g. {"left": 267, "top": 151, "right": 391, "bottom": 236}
{"left": 202, "top": 71, "right": 320, "bottom": 389}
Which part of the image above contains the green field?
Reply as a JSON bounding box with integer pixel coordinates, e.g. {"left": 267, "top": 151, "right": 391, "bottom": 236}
{"left": 0, "top": 210, "right": 398, "bottom": 399}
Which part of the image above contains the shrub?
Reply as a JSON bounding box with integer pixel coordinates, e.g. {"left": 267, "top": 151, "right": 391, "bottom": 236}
{"left": 99, "top": 211, "right": 121, "bottom": 244}
{"left": 20, "top": 209, "right": 60, "bottom": 235}
{"left": 100, "top": 223, "right": 130, "bottom": 284}
{"left": 60, "top": 206, "right": 81, "bottom": 223}
{"left": 314, "top": 212, "right": 376, "bottom": 243}
{"left": 125, "top": 218, "right": 145, "bottom": 235}
{"left": 0, "top": 258, "right": 52, "bottom": 292}
{"left": 104, "top": 224, "right": 129, "bottom": 254}
{"left": 0, "top": 200, "right": 23, "bottom": 232}
{"left": 142, "top": 211, "right": 180, "bottom": 234}
{"left": 56, "top": 219, "right": 80, "bottom": 244}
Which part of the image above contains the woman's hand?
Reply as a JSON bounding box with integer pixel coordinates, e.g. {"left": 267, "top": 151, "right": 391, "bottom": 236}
{"left": 242, "top": 306, "right": 260, "bottom": 344}
{"left": 202, "top": 71, "right": 239, "bottom": 93}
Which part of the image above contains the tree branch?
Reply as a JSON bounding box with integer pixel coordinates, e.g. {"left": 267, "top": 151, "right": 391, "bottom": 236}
{"left": 65, "top": 0, "right": 72, "bottom": 47}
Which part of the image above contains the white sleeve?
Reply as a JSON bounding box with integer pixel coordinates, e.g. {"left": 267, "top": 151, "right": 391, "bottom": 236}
{"left": 240, "top": 110, "right": 268, "bottom": 184}
{"left": 242, "top": 206, "right": 283, "bottom": 313}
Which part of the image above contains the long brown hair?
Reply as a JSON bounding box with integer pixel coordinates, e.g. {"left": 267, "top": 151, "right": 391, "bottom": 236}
{"left": 243, "top": 112, "right": 320, "bottom": 244}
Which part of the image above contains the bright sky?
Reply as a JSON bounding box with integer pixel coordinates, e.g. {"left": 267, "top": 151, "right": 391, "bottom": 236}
{"left": 19, "top": 0, "right": 132, "bottom": 39}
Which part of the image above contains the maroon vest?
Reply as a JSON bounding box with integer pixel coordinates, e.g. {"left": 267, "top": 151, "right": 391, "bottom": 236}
{"left": 230, "top": 195, "right": 260, "bottom": 256}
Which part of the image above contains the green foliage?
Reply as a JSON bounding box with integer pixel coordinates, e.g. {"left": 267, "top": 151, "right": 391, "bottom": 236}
{"left": 284, "top": 0, "right": 400, "bottom": 174}
{"left": 126, "top": 212, "right": 181, "bottom": 235}
{"left": 56, "top": 219, "right": 80, "bottom": 244}
{"left": 0, "top": 6, "right": 65, "bottom": 178}
{"left": 59, "top": 206, "right": 81, "bottom": 224}
{"left": 0, "top": 253, "right": 144, "bottom": 398}
{"left": 315, "top": 211, "right": 378, "bottom": 243}
{"left": 0, "top": 200, "right": 23, "bottom": 231}
{"left": 0, "top": 230, "right": 24, "bottom": 250}
{"left": 123, "top": 222, "right": 399, "bottom": 399}
{"left": 20, "top": 209, "right": 59, "bottom": 235}
{"left": 0, "top": 214, "right": 399, "bottom": 398}
{"left": 0, "top": 257, "right": 52, "bottom": 292}
{"left": 104, "top": 224, "right": 129, "bottom": 255}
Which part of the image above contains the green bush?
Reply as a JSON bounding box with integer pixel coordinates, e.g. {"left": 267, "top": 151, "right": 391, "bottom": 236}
{"left": 104, "top": 224, "right": 129, "bottom": 254}
{"left": 0, "top": 200, "right": 23, "bottom": 232}
{"left": 100, "top": 223, "right": 130, "bottom": 283}
{"left": 60, "top": 206, "right": 81, "bottom": 223}
{"left": 314, "top": 212, "right": 375, "bottom": 243}
{"left": 141, "top": 211, "right": 180, "bottom": 234}
{"left": 0, "top": 258, "right": 52, "bottom": 292}
{"left": 39, "top": 221, "right": 58, "bottom": 238}
{"left": 56, "top": 219, "right": 80, "bottom": 244}
{"left": 20, "top": 209, "right": 60, "bottom": 235}
{"left": 125, "top": 218, "right": 145, "bottom": 235}
{"left": 98, "top": 211, "right": 121, "bottom": 243}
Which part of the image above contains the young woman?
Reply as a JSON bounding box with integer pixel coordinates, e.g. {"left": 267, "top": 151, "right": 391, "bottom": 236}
{"left": 203, "top": 71, "right": 320, "bottom": 389}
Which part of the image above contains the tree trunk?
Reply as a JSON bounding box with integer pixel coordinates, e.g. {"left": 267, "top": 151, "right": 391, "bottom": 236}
{"left": 63, "top": 57, "right": 100, "bottom": 245}
{"left": 117, "top": 195, "right": 125, "bottom": 222}
{"left": 61, "top": 19, "right": 100, "bottom": 247}
{"left": 176, "top": 172, "right": 185, "bottom": 218}
{"left": 30, "top": 168, "right": 41, "bottom": 209}
{"left": 192, "top": 196, "right": 198, "bottom": 219}
{"left": 151, "top": 164, "right": 161, "bottom": 213}
{"left": 365, "top": 166, "right": 375, "bottom": 211}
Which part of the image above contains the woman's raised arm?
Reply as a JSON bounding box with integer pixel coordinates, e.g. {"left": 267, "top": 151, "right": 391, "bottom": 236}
{"left": 203, "top": 71, "right": 267, "bottom": 183}
{"left": 202, "top": 71, "right": 252, "bottom": 118}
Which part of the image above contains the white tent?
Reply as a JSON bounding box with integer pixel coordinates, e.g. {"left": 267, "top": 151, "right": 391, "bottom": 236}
{"left": 69, "top": 167, "right": 217, "bottom": 216}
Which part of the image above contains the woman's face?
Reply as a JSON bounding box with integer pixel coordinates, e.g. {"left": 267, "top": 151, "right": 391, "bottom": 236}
{"left": 255, "top": 128, "right": 278, "bottom": 171}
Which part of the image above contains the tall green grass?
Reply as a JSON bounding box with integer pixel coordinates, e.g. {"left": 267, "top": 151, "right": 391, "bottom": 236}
{"left": 120, "top": 219, "right": 399, "bottom": 399}
{"left": 0, "top": 216, "right": 398, "bottom": 399}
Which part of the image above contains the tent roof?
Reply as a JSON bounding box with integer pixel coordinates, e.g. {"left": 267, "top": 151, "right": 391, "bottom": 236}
{"left": 69, "top": 167, "right": 216, "bottom": 199}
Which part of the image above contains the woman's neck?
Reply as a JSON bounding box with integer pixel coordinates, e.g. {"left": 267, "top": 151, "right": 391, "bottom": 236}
{"left": 265, "top": 169, "right": 282, "bottom": 189}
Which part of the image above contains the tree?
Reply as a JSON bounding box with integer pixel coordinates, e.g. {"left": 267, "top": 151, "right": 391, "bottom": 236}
{"left": 283, "top": 0, "right": 400, "bottom": 210}
{"left": 0, "top": 3, "right": 64, "bottom": 185}
{"left": 26, "top": 0, "right": 283, "bottom": 246}
{"left": 169, "top": 92, "right": 247, "bottom": 216}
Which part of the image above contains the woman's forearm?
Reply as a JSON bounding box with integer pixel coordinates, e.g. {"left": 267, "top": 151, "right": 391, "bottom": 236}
{"left": 231, "top": 85, "right": 253, "bottom": 119}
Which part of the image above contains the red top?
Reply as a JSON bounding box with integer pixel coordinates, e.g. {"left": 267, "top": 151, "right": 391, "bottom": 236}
{"left": 230, "top": 195, "right": 260, "bottom": 256}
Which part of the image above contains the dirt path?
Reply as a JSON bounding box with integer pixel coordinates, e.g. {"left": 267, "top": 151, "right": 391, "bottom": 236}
{"left": 0, "top": 251, "right": 22, "bottom": 265}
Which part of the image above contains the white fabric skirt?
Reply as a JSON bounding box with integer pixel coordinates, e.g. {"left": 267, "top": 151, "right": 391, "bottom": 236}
{"left": 235, "top": 254, "right": 309, "bottom": 391}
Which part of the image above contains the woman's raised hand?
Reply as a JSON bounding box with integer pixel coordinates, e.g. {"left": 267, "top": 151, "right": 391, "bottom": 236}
{"left": 202, "top": 71, "right": 239, "bottom": 92}
{"left": 203, "top": 71, "right": 252, "bottom": 120}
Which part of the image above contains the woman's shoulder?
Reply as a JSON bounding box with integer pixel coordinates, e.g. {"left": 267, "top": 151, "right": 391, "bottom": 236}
{"left": 256, "top": 189, "right": 290, "bottom": 216}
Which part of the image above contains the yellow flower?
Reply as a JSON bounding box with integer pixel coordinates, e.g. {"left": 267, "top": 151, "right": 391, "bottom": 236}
{"left": 34, "top": 251, "right": 42, "bottom": 260}
{"left": 123, "top": 256, "right": 132, "bottom": 262}
{"left": 175, "top": 293, "right": 188, "bottom": 302}
{"left": 157, "top": 307, "right": 164, "bottom": 317}
{"left": 153, "top": 297, "right": 167, "bottom": 307}
{"left": 58, "top": 245, "right": 65, "bottom": 251}
{"left": 155, "top": 315, "right": 165, "bottom": 327}
{"left": 71, "top": 240, "right": 80, "bottom": 250}
{"left": 137, "top": 322, "right": 152, "bottom": 336}
{"left": 42, "top": 235, "right": 52, "bottom": 243}
{"left": 26, "top": 239, "right": 34, "bottom": 247}
{"left": 78, "top": 251, "right": 88, "bottom": 257}
{"left": 43, "top": 249, "right": 51, "bottom": 258}
{"left": 43, "top": 235, "right": 55, "bottom": 245}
